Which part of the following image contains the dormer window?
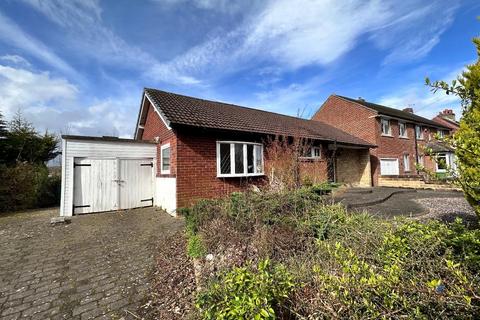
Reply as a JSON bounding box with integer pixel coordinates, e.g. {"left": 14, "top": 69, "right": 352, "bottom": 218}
{"left": 381, "top": 119, "right": 391, "bottom": 136}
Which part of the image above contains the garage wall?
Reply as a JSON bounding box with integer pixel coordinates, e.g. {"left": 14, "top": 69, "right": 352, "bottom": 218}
{"left": 60, "top": 138, "right": 156, "bottom": 217}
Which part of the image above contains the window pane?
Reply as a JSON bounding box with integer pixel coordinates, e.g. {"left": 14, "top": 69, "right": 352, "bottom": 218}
{"left": 234, "top": 144, "right": 244, "bottom": 174}
{"left": 255, "top": 145, "right": 262, "bottom": 173}
{"left": 437, "top": 154, "right": 447, "bottom": 170}
{"left": 162, "top": 147, "right": 170, "bottom": 171}
{"left": 247, "top": 144, "right": 254, "bottom": 173}
{"left": 220, "top": 143, "right": 231, "bottom": 174}
{"left": 313, "top": 147, "right": 321, "bottom": 157}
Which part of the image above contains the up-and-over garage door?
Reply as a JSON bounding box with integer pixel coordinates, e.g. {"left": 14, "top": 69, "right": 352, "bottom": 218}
{"left": 73, "top": 158, "right": 154, "bottom": 214}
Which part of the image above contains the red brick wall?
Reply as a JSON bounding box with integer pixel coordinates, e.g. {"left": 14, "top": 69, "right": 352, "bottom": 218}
{"left": 175, "top": 128, "right": 268, "bottom": 208}
{"left": 140, "top": 100, "right": 177, "bottom": 177}
{"left": 312, "top": 95, "right": 444, "bottom": 185}
{"left": 312, "top": 95, "right": 378, "bottom": 144}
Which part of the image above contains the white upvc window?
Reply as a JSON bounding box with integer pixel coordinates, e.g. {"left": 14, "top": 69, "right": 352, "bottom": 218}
{"left": 436, "top": 153, "right": 448, "bottom": 172}
{"left": 160, "top": 143, "right": 171, "bottom": 174}
{"left": 381, "top": 118, "right": 391, "bottom": 136}
{"left": 403, "top": 154, "right": 410, "bottom": 172}
{"left": 417, "top": 154, "right": 424, "bottom": 166}
{"left": 415, "top": 125, "right": 424, "bottom": 140}
{"left": 312, "top": 146, "right": 322, "bottom": 158}
{"left": 399, "top": 122, "right": 408, "bottom": 138}
{"left": 216, "top": 141, "right": 264, "bottom": 177}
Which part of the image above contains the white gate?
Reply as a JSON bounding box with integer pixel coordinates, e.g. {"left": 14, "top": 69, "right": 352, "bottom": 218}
{"left": 380, "top": 158, "right": 399, "bottom": 176}
{"left": 73, "top": 158, "right": 154, "bottom": 214}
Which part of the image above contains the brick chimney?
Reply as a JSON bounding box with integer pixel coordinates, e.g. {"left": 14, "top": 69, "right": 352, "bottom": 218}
{"left": 439, "top": 109, "right": 455, "bottom": 121}
{"left": 402, "top": 107, "right": 414, "bottom": 113}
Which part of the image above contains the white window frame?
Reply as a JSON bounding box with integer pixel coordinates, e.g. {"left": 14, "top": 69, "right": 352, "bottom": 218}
{"left": 398, "top": 122, "right": 408, "bottom": 138}
{"left": 160, "top": 143, "right": 171, "bottom": 175}
{"left": 436, "top": 153, "right": 448, "bottom": 173}
{"left": 216, "top": 141, "right": 264, "bottom": 178}
{"left": 415, "top": 125, "right": 424, "bottom": 140}
{"left": 403, "top": 154, "right": 410, "bottom": 172}
{"left": 311, "top": 146, "right": 322, "bottom": 159}
{"left": 417, "top": 154, "right": 424, "bottom": 166}
{"left": 381, "top": 118, "right": 392, "bottom": 136}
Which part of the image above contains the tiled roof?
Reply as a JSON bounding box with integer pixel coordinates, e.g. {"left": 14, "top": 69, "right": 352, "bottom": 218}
{"left": 336, "top": 95, "right": 450, "bottom": 129}
{"left": 144, "top": 88, "right": 375, "bottom": 147}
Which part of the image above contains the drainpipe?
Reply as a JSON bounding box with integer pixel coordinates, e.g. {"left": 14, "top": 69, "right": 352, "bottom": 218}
{"left": 414, "top": 126, "right": 419, "bottom": 174}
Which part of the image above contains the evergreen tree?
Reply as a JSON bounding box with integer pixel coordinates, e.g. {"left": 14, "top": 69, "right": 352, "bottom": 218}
{"left": 426, "top": 37, "right": 480, "bottom": 217}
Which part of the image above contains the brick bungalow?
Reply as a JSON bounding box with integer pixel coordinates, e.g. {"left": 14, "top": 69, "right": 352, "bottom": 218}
{"left": 135, "top": 89, "right": 375, "bottom": 213}
{"left": 312, "top": 95, "right": 453, "bottom": 186}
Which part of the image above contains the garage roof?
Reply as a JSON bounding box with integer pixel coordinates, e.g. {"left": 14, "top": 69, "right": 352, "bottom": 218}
{"left": 141, "top": 88, "right": 376, "bottom": 148}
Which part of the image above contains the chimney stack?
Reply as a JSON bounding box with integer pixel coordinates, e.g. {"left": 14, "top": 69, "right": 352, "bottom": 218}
{"left": 439, "top": 109, "right": 455, "bottom": 122}
{"left": 403, "top": 107, "right": 414, "bottom": 113}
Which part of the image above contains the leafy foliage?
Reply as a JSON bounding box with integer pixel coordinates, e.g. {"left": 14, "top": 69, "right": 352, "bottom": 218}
{"left": 1, "top": 111, "right": 59, "bottom": 165}
{"left": 0, "top": 112, "right": 61, "bottom": 212}
{"left": 426, "top": 37, "right": 480, "bottom": 217}
{"left": 184, "top": 188, "right": 480, "bottom": 319}
{"left": 196, "top": 259, "right": 294, "bottom": 319}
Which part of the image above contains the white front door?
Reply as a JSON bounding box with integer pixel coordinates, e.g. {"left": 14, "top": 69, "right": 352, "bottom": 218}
{"left": 380, "top": 158, "right": 399, "bottom": 176}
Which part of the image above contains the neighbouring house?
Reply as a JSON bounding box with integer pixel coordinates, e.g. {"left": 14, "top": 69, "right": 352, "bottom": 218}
{"left": 432, "top": 109, "right": 460, "bottom": 133}
{"left": 311, "top": 95, "right": 453, "bottom": 186}
{"left": 60, "top": 89, "right": 375, "bottom": 217}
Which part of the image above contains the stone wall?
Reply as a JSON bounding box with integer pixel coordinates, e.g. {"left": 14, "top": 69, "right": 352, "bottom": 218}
{"left": 336, "top": 148, "right": 371, "bottom": 187}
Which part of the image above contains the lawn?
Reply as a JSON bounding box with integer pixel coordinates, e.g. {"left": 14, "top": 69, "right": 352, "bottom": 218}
{"left": 147, "top": 187, "right": 480, "bottom": 319}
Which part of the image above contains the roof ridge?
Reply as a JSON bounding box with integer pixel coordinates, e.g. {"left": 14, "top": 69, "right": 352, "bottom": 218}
{"left": 334, "top": 94, "right": 449, "bottom": 129}
{"left": 144, "top": 87, "right": 312, "bottom": 123}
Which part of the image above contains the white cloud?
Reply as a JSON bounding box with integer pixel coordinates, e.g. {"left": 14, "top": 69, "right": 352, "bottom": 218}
{"left": 0, "top": 10, "right": 77, "bottom": 77}
{"left": 151, "top": 0, "right": 457, "bottom": 84}
{"left": 0, "top": 63, "right": 137, "bottom": 137}
{"left": 377, "top": 66, "right": 464, "bottom": 119}
{"left": 0, "top": 54, "right": 31, "bottom": 67}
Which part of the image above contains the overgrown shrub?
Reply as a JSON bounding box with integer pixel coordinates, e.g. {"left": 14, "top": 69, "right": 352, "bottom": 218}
{"left": 196, "top": 259, "right": 294, "bottom": 319}
{"left": 0, "top": 163, "right": 61, "bottom": 213}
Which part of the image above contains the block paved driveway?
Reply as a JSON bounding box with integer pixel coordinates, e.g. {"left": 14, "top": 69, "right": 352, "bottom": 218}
{"left": 0, "top": 207, "right": 184, "bottom": 320}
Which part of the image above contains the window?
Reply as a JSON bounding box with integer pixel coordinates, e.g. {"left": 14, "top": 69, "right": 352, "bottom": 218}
{"left": 436, "top": 153, "right": 448, "bottom": 172}
{"left": 403, "top": 154, "right": 410, "bottom": 172}
{"left": 160, "top": 143, "right": 171, "bottom": 174}
{"left": 217, "top": 141, "right": 263, "bottom": 177}
{"left": 381, "top": 119, "right": 391, "bottom": 136}
{"left": 415, "top": 125, "right": 424, "bottom": 140}
{"left": 312, "top": 146, "right": 321, "bottom": 158}
{"left": 417, "top": 154, "right": 424, "bottom": 167}
{"left": 399, "top": 122, "right": 407, "bottom": 138}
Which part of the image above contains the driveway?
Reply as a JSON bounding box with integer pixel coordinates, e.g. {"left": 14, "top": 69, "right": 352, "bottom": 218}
{"left": 0, "top": 207, "right": 184, "bottom": 320}
{"left": 337, "top": 188, "right": 477, "bottom": 225}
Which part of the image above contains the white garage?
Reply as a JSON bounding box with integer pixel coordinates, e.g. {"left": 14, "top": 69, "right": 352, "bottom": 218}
{"left": 60, "top": 135, "right": 157, "bottom": 217}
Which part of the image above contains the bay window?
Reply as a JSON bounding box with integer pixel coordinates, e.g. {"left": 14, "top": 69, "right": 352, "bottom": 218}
{"left": 217, "top": 141, "right": 264, "bottom": 177}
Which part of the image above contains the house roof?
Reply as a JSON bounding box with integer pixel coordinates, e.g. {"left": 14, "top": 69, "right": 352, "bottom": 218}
{"left": 143, "top": 88, "right": 375, "bottom": 148}
{"left": 63, "top": 135, "right": 156, "bottom": 144}
{"left": 335, "top": 95, "right": 450, "bottom": 129}
{"left": 426, "top": 141, "right": 455, "bottom": 153}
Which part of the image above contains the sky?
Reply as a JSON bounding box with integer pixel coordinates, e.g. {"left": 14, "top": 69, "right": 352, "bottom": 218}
{"left": 0, "top": 0, "right": 478, "bottom": 138}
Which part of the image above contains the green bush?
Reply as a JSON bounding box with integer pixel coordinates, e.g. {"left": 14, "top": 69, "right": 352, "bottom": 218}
{"left": 183, "top": 187, "right": 480, "bottom": 319}
{"left": 196, "top": 259, "right": 294, "bottom": 319}
{"left": 187, "top": 234, "right": 207, "bottom": 259}
{"left": 0, "top": 163, "right": 61, "bottom": 213}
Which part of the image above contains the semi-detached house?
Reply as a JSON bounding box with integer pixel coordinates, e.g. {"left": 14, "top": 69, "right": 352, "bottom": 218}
{"left": 311, "top": 95, "right": 453, "bottom": 186}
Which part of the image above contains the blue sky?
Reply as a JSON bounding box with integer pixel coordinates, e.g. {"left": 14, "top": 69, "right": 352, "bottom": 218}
{"left": 0, "top": 0, "right": 478, "bottom": 138}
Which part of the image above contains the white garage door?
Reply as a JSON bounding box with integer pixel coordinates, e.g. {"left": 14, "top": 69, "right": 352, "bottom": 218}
{"left": 73, "top": 158, "right": 154, "bottom": 214}
{"left": 380, "top": 158, "right": 399, "bottom": 176}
